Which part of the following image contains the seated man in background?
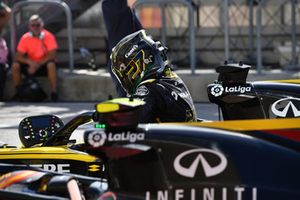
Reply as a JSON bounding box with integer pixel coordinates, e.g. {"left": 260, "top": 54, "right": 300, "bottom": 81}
{"left": 11, "top": 14, "right": 58, "bottom": 101}
{"left": 111, "top": 30, "right": 197, "bottom": 123}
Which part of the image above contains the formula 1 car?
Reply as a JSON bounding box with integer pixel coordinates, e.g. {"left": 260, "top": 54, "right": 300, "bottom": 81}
{"left": 78, "top": 97, "right": 300, "bottom": 200}
{"left": 207, "top": 62, "right": 300, "bottom": 120}
{"left": 0, "top": 100, "right": 300, "bottom": 200}
{"left": 0, "top": 63, "right": 299, "bottom": 200}
{"left": 0, "top": 113, "right": 105, "bottom": 178}
{"left": 1, "top": 97, "right": 300, "bottom": 200}
{"left": 0, "top": 114, "right": 111, "bottom": 199}
{"left": 0, "top": 163, "right": 112, "bottom": 200}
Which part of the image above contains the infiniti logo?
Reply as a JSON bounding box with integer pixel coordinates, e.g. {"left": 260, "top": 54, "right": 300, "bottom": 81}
{"left": 271, "top": 97, "right": 300, "bottom": 117}
{"left": 173, "top": 148, "right": 227, "bottom": 178}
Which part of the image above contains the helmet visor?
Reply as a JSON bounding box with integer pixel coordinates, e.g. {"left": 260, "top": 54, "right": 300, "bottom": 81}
{"left": 112, "top": 50, "right": 146, "bottom": 93}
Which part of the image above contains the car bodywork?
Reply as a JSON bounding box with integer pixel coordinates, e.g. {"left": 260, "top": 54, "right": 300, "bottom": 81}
{"left": 0, "top": 112, "right": 104, "bottom": 178}
{"left": 0, "top": 146, "right": 103, "bottom": 176}
{"left": 0, "top": 116, "right": 299, "bottom": 200}
{"left": 0, "top": 163, "right": 108, "bottom": 200}
{"left": 85, "top": 120, "right": 300, "bottom": 200}
{"left": 207, "top": 63, "right": 300, "bottom": 120}
{"left": 0, "top": 63, "right": 299, "bottom": 199}
{"left": 82, "top": 98, "right": 300, "bottom": 200}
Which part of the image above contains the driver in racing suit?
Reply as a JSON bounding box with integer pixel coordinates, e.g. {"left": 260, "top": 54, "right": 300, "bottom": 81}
{"left": 111, "top": 29, "right": 197, "bottom": 123}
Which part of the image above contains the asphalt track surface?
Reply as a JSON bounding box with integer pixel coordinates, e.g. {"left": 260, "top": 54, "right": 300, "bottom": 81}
{"left": 0, "top": 102, "right": 219, "bottom": 145}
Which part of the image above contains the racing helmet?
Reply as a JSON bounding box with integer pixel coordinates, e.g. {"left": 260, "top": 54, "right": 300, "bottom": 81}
{"left": 111, "top": 29, "right": 169, "bottom": 94}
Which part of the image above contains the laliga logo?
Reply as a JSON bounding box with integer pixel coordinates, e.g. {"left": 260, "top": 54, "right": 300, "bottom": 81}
{"left": 174, "top": 148, "right": 227, "bottom": 178}
{"left": 88, "top": 131, "right": 145, "bottom": 147}
{"left": 211, "top": 85, "right": 224, "bottom": 97}
{"left": 271, "top": 97, "right": 300, "bottom": 117}
{"left": 88, "top": 131, "right": 106, "bottom": 147}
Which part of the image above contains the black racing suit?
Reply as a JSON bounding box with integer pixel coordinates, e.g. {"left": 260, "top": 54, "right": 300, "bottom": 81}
{"left": 132, "top": 69, "right": 197, "bottom": 123}
{"left": 102, "top": 0, "right": 142, "bottom": 97}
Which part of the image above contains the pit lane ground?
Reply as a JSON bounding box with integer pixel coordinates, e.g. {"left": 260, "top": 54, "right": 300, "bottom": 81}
{"left": 0, "top": 102, "right": 218, "bottom": 145}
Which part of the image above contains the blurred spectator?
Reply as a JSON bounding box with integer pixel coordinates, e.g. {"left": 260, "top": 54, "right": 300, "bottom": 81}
{"left": 11, "top": 14, "right": 58, "bottom": 101}
{"left": 0, "top": 1, "right": 10, "bottom": 101}
{"left": 102, "top": 0, "right": 142, "bottom": 97}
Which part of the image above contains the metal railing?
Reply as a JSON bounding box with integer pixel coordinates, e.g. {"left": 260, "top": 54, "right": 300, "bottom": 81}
{"left": 255, "top": 0, "right": 299, "bottom": 72}
{"left": 10, "top": 0, "right": 74, "bottom": 72}
{"left": 133, "top": 0, "right": 299, "bottom": 73}
{"left": 10, "top": 0, "right": 298, "bottom": 74}
{"left": 133, "top": 0, "right": 196, "bottom": 74}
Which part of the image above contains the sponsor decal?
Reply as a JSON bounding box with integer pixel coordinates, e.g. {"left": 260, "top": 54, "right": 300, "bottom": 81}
{"left": 144, "top": 55, "right": 153, "bottom": 64}
{"left": 119, "top": 63, "right": 126, "bottom": 71}
{"left": 29, "top": 164, "right": 70, "bottom": 173}
{"left": 125, "top": 45, "right": 138, "bottom": 58}
{"left": 174, "top": 148, "right": 227, "bottom": 178}
{"left": 211, "top": 85, "right": 252, "bottom": 97}
{"left": 135, "top": 85, "right": 149, "bottom": 96}
{"left": 271, "top": 97, "right": 300, "bottom": 118}
{"left": 147, "top": 148, "right": 258, "bottom": 200}
{"left": 88, "top": 131, "right": 107, "bottom": 147}
{"left": 179, "top": 91, "right": 189, "bottom": 99}
{"left": 211, "top": 85, "right": 224, "bottom": 97}
{"left": 172, "top": 91, "right": 190, "bottom": 101}
{"left": 145, "top": 187, "right": 257, "bottom": 200}
{"left": 88, "top": 131, "right": 145, "bottom": 147}
{"left": 107, "top": 131, "right": 145, "bottom": 143}
{"left": 224, "top": 85, "right": 252, "bottom": 93}
{"left": 88, "top": 164, "right": 101, "bottom": 172}
{"left": 171, "top": 91, "right": 178, "bottom": 100}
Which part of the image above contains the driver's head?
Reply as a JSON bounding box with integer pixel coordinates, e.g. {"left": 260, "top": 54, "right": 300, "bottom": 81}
{"left": 111, "top": 30, "right": 169, "bottom": 94}
{"left": 28, "top": 14, "right": 44, "bottom": 37}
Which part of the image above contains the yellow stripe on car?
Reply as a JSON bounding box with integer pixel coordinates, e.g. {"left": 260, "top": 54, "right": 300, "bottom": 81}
{"left": 88, "top": 164, "right": 101, "bottom": 172}
{"left": 0, "top": 147, "right": 97, "bottom": 162}
{"left": 171, "top": 118, "right": 300, "bottom": 131}
{"left": 262, "top": 79, "right": 300, "bottom": 84}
